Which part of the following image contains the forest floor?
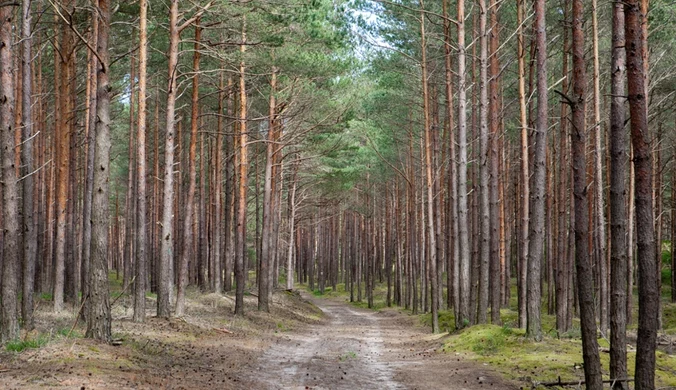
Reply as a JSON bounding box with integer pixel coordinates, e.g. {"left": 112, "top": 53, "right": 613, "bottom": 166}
{"left": 0, "top": 277, "right": 517, "bottom": 390}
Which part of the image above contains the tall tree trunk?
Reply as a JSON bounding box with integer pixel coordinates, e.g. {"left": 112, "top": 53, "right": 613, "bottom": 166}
{"left": 488, "top": 0, "right": 501, "bottom": 325}
{"left": 609, "top": 2, "right": 628, "bottom": 387}
{"left": 158, "top": 0, "right": 180, "bottom": 319}
{"left": 571, "top": 0, "right": 603, "bottom": 386}
{"left": 152, "top": 87, "right": 160, "bottom": 294}
{"left": 81, "top": 7, "right": 98, "bottom": 323}
{"left": 456, "top": 0, "right": 471, "bottom": 330}
{"left": 124, "top": 51, "right": 136, "bottom": 292}
{"left": 477, "top": 0, "right": 490, "bottom": 325}
{"left": 527, "top": 0, "right": 547, "bottom": 340}
{"left": 20, "top": 0, "right": 37, "bottom": 331}
{"left": 176, "top": 21, "right": 202, "bottom": 317}
{"left": 212, "top": 70, "right": 224, "bottom": 293}
{"left": 0, "top": 2, "right": 20, "bottom": 343}
{"left": 627, "top": 145, "right": 635, "bottom": 325}
{"left": 442, "top": 0, "right": 459, "bottom": 315}
{"left": 654, "top": 125, "right": 663, "bottom": 331}
{"left": 271, "top": 158, "right": 283, "bottom": 290}
{"left": 86, "top": 0, "right": 112, "bottom": 342}
{"left": 53, "top": 0, "right": 75, "bottom": 312}
{"left": 516, "top": 0, "right": 529, "bottom": 329}
{"left": 556, "top": 0, "right": 571, "bottom": 333}
{"left": 419, "top": 0, "right": 438, "bottom": 332}
{"left": 235, "top": 16, "right": 248, "bottom": 315}
{"left": 626, "top": 0, "right": 658, "bottom": 387}
{"left": 673, "top": 151, "right": 676, "bottom": 304}
{"left": 591, "top": 0, "right": 608, "bottom": 337}
{"left": 133, "top": 0, "right": 149, "bottom": 323}
{"left": 259, "top": 65, "right": 277, "bottom": 312}
{"left": 224, "top": 76, "right": 235, "bottom": 293}
{"left": 286, "top": 154, "right": 299, "bottom": 290}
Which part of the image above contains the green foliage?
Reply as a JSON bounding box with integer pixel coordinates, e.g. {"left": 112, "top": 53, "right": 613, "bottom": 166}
{"left": 339, "top": 351, "right": 357, "bottom": 361}
{"left": 5, "top": 336, "right": 48, "bottom": 352}
{"left": 38, "top": 292, "right": 53, "bottom": 301}
{"left": 57, "top": 328, "right": 83, "bottom": 339}
{"left": 421, "top": 310, "right": 456, "bottom": 332}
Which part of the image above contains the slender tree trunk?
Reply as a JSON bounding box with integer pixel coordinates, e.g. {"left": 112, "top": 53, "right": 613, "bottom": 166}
{"left": 20, "top": 0, "right": 37, "bottom": 331}
{"left": 626, "top": 0, "right": 658, "bottom": 387}
{"left": 124, "top": 51, "right": 136, "bottom": 292}
{"left": 456, "top": 0, "right": 471, "bottom": 329}
{"left": 609, "top": 2, "right": 628, "bottom": 387}
{"left": 53, "top": 0, "right": 75, "bottom": 312}
{"left": 198, "top": 129, "right": 207, "bottom": 289}
{"left": 654, "top": 125, "right": 663, "bottom": 330}
{"left": 591, "top": 0, "right": 608, "bottom": 337}
{"left": 571, "top": 0, "right": 603, "bottom": 386}
{"left": 673, "top": 154, "right": 676, "bottom": 304}
{"left": 0, "top": 3, "right": 20, "bottom": 343}
{"left": 158, "top": 0, "right": 181, "bottom": 319}
{"left": 517, "top": 0, "right": 529, "bottom": 329}
{"left": 133, "top": 0, "right": 149, "bottom": 323}
{"left": 419, "top": 0, "right": 438, "bottom": 332}
{"left": 80, "top": 7, "right": 98, "bottom": 323}
{"left": 152, "top": 87, "right": 160, "bottom": 294}
{"left": 259, "top": 65, "right": 278, "bottom": 312}
{"left": 86, "top": 0, "right": 112, "bottom": 342}
{"left": 488, "top": 0, "right": 501, "bottom": 325}
{"left": 556, "top": 0, "right": 571, "bottom": 333}
{"left": 212, "top": 70, "right": 224, "bottom": 293}
{"left": 286, "top": 154, "right": 299, "bottom": 290}
{"left": 527, "top": 0, "right": 547, "bottom": 340}
{"left": 442, "top": 0, "right": 459, "bottom": 314}
{"left": 627, "top": 145, "right": 635, "bottom": 325}
{"left": 176, "top": 21, "right": 202, "bottom": 317}
{"left": 224, "top": 76, "right": 235, "bottom": 293}
{"left": 235, "top": 16, "right": 248, "bottom": 315}
{"left": 476, "top": 0, "right": 490, "bottom": 325}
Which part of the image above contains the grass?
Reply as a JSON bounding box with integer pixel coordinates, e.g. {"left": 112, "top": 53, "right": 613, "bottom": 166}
{"left": 5, "top": 335, "right": 48, "bottom": 352}
{"left": 304, "top": 282, "right": 390, "bottom": 311}
{"left": 339, "top": 351, "right": 357, "bottom": 361}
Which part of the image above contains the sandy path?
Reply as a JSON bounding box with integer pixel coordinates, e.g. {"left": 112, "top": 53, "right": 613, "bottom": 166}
{"left": 242, "top": 293, "right": 518, "bottom": 390}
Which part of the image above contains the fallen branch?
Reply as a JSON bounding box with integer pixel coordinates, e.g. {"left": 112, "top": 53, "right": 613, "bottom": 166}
{"left": 66, "top": 294, "right": 88, "bottom": 339}
{"left": 110, "top": 275, "right": 136, "bottom": 307}
{"left": 213, "top": 327, "right": 233, "bottom": 334}
{"left": 534, "top": 376, "right": 633, "bottom": 388}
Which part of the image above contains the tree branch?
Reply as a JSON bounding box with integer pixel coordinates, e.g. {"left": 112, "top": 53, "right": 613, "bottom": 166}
{"left": 178, "top": 1, "right": 214, "bottom": 33}
{"left": 47, "top": 0, "right": 106, "bottom": 72}
{"left": 554, "top": 89, "right": 574, "bottom": 106}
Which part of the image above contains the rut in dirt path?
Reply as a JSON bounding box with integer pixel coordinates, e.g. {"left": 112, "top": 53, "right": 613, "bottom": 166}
{"left": 244, "top": 294, "right": 518, "bottom": 390}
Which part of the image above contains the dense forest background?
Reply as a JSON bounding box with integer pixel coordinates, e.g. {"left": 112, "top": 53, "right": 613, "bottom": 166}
{"left": 0, "top": 0, "right": 673, "bottom": 388}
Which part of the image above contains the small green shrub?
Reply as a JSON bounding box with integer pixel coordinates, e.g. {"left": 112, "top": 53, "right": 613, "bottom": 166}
{"left": 339, "top": 351, "right": 357, "bottom": 361}
{"left": 39, "top": 292, "right": 53, "bottom": 301}
{"left": 5, "top": 336, "right": 47, "bottom": 352}
{"left": 471, "top": 333, "right": 505, "bottom": 356}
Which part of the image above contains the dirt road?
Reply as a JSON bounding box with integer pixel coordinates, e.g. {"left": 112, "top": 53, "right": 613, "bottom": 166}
{"left": 241, "top": 293, "right": 518, "bottom": 390}
{"left": 0, "top": 292, "right": 518, "bottom": 389}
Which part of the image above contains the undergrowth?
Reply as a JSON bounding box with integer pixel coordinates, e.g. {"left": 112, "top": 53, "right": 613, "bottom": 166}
{"left": 5, "top": 335, "right": 48, "bottom": 352}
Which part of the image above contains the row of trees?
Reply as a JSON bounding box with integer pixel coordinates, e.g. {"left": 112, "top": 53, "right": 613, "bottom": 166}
{"left": 329, "top": 0, "right": 667, "bottom": 388}
{"left": 0, "top": 0, "right": 672, "bottom": 388}
{"left": 0, "top": 0, "right": 352, "bottom": 341}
